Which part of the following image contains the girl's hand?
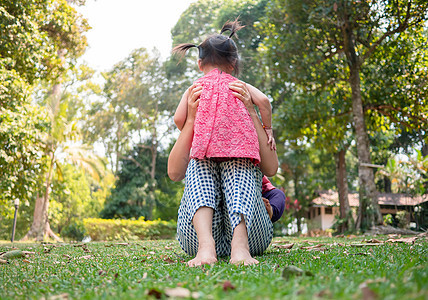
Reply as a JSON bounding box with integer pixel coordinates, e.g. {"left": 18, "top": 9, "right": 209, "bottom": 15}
{"left": 264, "top": 129, "right": 276, "bottom": 151}
{"left": 262, "top": 197, "right": 273, "bottom": 220}
{"left": 229, "top": 80, "right": 254, "bottom": 111}
{"left": 187, "top": 84, "right": 203, "bottom": 121}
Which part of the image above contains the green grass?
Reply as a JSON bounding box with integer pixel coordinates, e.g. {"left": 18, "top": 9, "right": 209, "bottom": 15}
{"left": 1, "top": 236, "right": 427, "bottom": 299}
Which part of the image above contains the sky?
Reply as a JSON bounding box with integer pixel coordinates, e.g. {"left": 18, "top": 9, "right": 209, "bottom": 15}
{"left": 76, "top": 0, "right": 196, "bottom": 72}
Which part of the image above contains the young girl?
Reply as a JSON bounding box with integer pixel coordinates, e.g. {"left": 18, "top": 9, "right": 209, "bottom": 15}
{"left": 173, "top": 19, "right": 276, "bottom": 157}
{"left": 170, "top": 19, "right": 277, "bottom": 266}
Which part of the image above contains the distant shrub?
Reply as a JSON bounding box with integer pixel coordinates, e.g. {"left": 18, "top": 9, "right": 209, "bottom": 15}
{"left": 383, "top": 214, "right": 393, "bottom": 226}
{"left": 396, "top": 211, "right": 410, "bottom": 229}
{"left": 83, "top": 217, "right": 177, "bottom": 241}
{"left": 61, "top": 221, "right": 87, "bottom": 241}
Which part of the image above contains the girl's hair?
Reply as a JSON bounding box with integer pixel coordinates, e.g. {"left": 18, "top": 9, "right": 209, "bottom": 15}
{"left": 172, "top": 19, "right": 245, "bottom": 75}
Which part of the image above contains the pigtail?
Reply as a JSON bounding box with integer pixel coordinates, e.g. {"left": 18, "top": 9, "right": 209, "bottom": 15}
{"left": 172, "top": 43, "right": 199, "bottom": 60}
{"left": 220, "top": 18, "right": 245, "bottom": 39}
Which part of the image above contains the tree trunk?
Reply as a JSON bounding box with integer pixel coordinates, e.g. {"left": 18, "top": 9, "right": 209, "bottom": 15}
{"left": 293, "top": 175, "right": 301, "bottom": 233}
{"left": 349, "top": 66, "right": 382, "bottom": 230}
{"left": 339, "top": 6, "right": 382, "bottom": 230}
{"left": 23, "top": 150, "right": 60, "bottom": 241}
{"left": 335, "top": 148, "right": 351, "bottom": 233}
{"left": 146, "top": 120, "right": 158, "bottom": 220}
{"left": 23, "top": 48, "right": 66, "bottom": 241}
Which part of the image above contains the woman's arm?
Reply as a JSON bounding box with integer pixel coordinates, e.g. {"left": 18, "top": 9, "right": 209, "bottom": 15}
{"left": 174, "top": 88, "right": 190, "bottom": 131}
{"left": 168, "top": 85, "right": 202, "bottom": 181}
{"left": 229, "top": 81, "right": 278, "bottom": 176}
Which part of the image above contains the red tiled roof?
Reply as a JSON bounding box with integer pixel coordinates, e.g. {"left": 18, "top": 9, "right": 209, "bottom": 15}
{"left": 312, "top": 190, "right": 428, "bottom": 207}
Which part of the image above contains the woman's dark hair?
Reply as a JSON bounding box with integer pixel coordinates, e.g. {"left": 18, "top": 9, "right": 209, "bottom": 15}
{"left": 172, "top": 19, "right": 245, "bottom": 75}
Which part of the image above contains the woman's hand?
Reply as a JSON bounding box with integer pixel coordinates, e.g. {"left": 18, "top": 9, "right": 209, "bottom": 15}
{"left": 229, "top": 80, "right": 276, "bottom": 151}
{"left": 264, "top": 128, "right": 276, "bottom": 151}
{"left": 187, "top": 84, "right": 203, "bottom": 122}
{"left": 229, "top": 80, "right": 255, "bottom": 112}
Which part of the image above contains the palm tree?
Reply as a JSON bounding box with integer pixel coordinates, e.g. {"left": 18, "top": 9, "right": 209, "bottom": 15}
{"left": 23, "top": 81, "right": 105, "bottom": 241}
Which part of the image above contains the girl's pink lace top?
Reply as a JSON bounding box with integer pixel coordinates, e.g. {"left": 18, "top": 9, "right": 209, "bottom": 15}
{"left": 191, "top": 68, "right": 260, "bottom": 164}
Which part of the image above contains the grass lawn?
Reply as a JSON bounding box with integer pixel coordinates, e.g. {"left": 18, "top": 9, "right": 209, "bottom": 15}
{"left": 1, "top": 235, "right": 427, "bottom": 299}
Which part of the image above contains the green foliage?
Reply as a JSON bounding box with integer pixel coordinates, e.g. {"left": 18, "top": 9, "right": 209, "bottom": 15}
{"left": 83, "top": 218, "right": 177, "bottom": 241}
{"left": 396, "top": 211, "right": 410, "bottom": 229}
{"left": 100, "top": 145, "right": 183, "bottom": 220}
{"left": 49, "top": 164, "right": 98, "bottom": 234}
{"left": 0, "top": 0, "right": 91, "bottom": 239}
{"left": 0, "top": 104, "right": 49, "bottom": 212}
{"left": 60, "top": 221, "right": 86, "bottom": 241}
{"left": 383, "top": 214, "right": 393, "bottom": 226}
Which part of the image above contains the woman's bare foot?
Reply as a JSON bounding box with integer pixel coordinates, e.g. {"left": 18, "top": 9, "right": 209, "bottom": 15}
{"left": 229, "top": 215, "right": 259, "bottom": 266}
{"left": 187, "top": 240, "right": 217, "bottom": 267}
{"left": 229, "top": 246, "right": 259, "bottom": 265}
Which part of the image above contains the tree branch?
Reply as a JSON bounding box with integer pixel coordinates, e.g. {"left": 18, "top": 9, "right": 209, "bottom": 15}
{"left": 362, "top": 1, "right": 413, "bottom": 62}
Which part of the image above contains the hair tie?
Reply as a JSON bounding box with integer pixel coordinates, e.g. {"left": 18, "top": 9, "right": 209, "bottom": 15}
{"left": 197, "top": 45, "right": 204, "bottom": 58}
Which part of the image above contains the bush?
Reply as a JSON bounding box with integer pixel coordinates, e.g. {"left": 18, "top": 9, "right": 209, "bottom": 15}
{"left": 396, "top": 211, "right": 410, "bottom": 229}
{"left": 61, "top": 221, "right": 87, "bottom": 241}
{"left": 383, "top": 214, "right": 393, "bottom": 226}
{"left": 83, "top": 217, "right": 177, "bottom": 241}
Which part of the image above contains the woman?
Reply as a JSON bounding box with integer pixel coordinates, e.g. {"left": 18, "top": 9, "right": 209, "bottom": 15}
{"left": 168, "top": 81, "right": 278, "bottom": 266}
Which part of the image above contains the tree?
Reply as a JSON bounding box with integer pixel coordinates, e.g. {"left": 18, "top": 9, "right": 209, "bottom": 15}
{"left": 84, "top": 48, "right": 176, "bottom": 219}
{"left": 0, "top": 0, "right": 91, "bottom": 240}
{"left": 100, "top": 144, "right": 180, "bottom": 220}
{"left": 260, "top": 0, "right": 428, "bottom": 230}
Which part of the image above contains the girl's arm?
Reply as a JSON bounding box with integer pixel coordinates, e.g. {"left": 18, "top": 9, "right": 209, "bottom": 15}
{"left": 174, "top": 87, "right": 190, "bottom": 131}
{"left": 242, "top": 83, "right": 276, "bottom": 151}
{"left": 229, "top": 81, "right": 278, "bottom": 176}
{"left": 168, "top": 85, "right": 202, "bottom": 181}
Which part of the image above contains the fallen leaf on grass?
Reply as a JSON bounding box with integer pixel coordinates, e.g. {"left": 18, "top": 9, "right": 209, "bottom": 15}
{"left": 387, "top": 234, "right": 401, "bottom": 238}
{"left": 0, "top": 250, "right": 24, "bottom": 259}
{"left": 315, "top": 289, "right": 331, "bottom": 298}
{"left": 22, "top": 251, "right": 36, "bottom": 256}
{"left": 78, "top": 255, "right": 92, "bottom": 260}
{"left": 300, "top": 244, "right": 325, "bottom": 250}
{"left": 116, "top": 243, "right": 129, "bottom": 246}
{"left": 63, "top": 254, "right": 71, "bottom": 259}
{"left": 364, "top": 239, "right": 384, "bottom": 244}
{"left": 164, "top": 246, "right": 173, "bottom": 250}
{"left": 359, "top": 282, "right": 377, "bottom": 300}
{"left": 163, "top": 257, "right": 175, "bottom": 264}
{"left": 48, "top": 293, "right": 69, "bottom": 300}
{"left": 165, "top": 287, "right": 199, "bottom": 299}
{"left": 0, "top": 259, "right": 8, "bottom": 264}
{"left": 222, "top": 280, "right": 236, "bottom": 291}
{"left": 282, "top": 266, "right": 314, "bottom": 279}
{"left": 274, "top": 243, "right": 295, "bottom": 249}
{"left": 350, "top": 243, "right": 383, "bottom": 247}
{"left": 22, "top": 259, "right": 32, "bottom": 263}
{"left": 386, "top": 237, "right": 418, "bottom": 244}
{"left": 147, "top": 288, "right": 163, "bottom": 299}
